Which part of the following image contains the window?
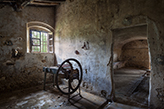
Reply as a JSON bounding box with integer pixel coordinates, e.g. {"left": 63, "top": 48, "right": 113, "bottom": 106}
{"left": 27, "top": 21, "right": 54, "bottom": 53}
{"left": 30, "top": 30, "right": 53, "bottom": 53}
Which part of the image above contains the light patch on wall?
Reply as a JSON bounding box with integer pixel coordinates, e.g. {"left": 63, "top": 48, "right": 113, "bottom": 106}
{"left": 113, "top": 52, "right": 118, "bottom": 62}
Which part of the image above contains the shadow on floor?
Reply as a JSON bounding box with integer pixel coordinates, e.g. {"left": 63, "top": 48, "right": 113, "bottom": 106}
{"left": 114, "top": 67, "right": 149, "bottom": 108}
{"left": 0, "top": 84, "right": 106, "bottom": 109}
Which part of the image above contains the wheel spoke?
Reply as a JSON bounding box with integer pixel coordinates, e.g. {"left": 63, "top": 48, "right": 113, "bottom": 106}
{"left": 63, "top": 87, "right": 68, "bottom": 89}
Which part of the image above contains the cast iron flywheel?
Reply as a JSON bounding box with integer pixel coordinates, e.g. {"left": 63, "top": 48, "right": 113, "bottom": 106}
{"left": 55, "top": 58, "right": 83, "bottom": 95}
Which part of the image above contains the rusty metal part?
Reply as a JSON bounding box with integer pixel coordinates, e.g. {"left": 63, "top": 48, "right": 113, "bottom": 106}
{"left": 55, "top": 58, "right": 83, "bottom": 95}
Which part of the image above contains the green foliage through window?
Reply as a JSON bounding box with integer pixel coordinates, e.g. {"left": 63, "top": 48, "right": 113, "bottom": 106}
{"left": 30, "top": 30, "right": 53, "bottom": 53}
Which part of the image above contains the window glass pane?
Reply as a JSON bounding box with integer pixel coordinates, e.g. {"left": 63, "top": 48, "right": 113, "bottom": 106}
{"left": 32, "top": 31, "right": 40, "bottom": 38}
{"left": 30, "top": 30, "right": 51, "bottom": 53}
{"left": 41, "top": 32, "right": 48, "bottom": 53}
{"left": 41, "top": 43, "right": 48, "bottom": 52}
{"left": 32, "top": 39, "right": 40, "bottom": 45}
{"left": 32, "top": 46, "right": 40, "bottom": 52}
{"left": 41, "top": 32, "right": 48, "bottom": 41}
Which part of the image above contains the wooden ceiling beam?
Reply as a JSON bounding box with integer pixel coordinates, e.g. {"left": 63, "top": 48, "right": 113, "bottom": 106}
{"left": 0, "top": 0, "right": 66, "bottom": 10}
{"left": 30, "top": 1, "right": 60, "bottom": 5}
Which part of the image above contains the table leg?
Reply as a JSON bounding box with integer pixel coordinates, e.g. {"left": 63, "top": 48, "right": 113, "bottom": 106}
{"left": 43, "top": 72, "right": 47, "bottom": 90}
{"left": 53, "top": 74, "right": 55, "bottom": 87}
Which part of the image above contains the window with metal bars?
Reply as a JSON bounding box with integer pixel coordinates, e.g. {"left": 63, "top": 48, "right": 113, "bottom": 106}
{"left": 30, "top": 29, "right": 53, "bottom": 53}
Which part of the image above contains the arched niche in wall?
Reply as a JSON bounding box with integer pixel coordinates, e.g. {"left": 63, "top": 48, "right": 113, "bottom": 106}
{"left": 113, "top": 25, "right": 147, "bottom": 62}
{"left": 26, "top": 21, "right": 54, "bottom": 53}
{"left": 112, "top": 25, "right": 148, "bottom": 70}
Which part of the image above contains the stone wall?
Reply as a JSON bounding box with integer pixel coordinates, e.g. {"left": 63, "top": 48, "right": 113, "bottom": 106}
{"left": 55, "top": 0, "right": 164, "bottom": 108}
{"left": 112, "top": 25, "right": 148, "bottom": 69}
{"left": 0, "top": 6, "right": 55, "bottom": 92}
{"left": 113, "top": 25, "right": 147, "bottom": 63}
{"left": 0, "top": 0, "right": 164, "bottom": 108}
{"left": 122, "top": 40, "right": 149, "bottom": 69}
{"left": 55, "top": 0, "right": 113, "bottom": 98}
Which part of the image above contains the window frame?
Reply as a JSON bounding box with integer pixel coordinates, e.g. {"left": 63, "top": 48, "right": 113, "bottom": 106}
{"left": 30, "top": 29, "right": 50, "bottom": 53}
{"left": 26, "top": 21, "right": 54, "bottom": 54}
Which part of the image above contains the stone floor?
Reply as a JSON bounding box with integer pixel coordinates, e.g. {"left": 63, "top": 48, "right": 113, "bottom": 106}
{"left": 0, "top": 84, "right": 106, "bottom": 109}
{"left": 104, "top": 102, "right": 146, "bottom": 109}
{"left": 114, "top": 67, "right": 149, "bottom": 108}
{"left": 0, "top": 67, "right": 149, "bottom": 109}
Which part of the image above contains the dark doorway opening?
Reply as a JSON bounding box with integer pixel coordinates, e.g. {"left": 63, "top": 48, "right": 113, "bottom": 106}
{"left": 112, "top": 25, "right": 150, "bottom": 108}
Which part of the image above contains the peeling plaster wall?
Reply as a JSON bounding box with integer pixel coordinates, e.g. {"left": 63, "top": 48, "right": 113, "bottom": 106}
{"left": 147, "top": 20, "right": 164, "bottom": 109}
{"left": 0, "top": 6, "right": 55, "bottom": 92}
{"left": 122, "top": 40, "right": 149, "bottom": 69}
{"left": 55, "top": 0, "right": 113, "bottom": 97}
{"left": 55, "top": 0, "right": 164, "bottom": 108}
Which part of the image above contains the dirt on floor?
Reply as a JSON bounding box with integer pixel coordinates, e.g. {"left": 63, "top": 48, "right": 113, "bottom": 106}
{"left": 0, "top": 84, "right": 106, "bottom": 109}
{"left": 0, "top": 67, "right": 149, "bottom": 109}
{"left": 114, "top": 67, "right": 149, "bottom": 108}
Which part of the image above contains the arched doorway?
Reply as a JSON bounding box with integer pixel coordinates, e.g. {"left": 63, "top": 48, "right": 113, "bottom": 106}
{"left": 112, "top": 24, "right": 150, "bottom": 107}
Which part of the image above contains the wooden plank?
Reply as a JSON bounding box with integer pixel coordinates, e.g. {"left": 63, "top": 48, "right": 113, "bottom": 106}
{"left": 30, "top": 1, "right": 60, "bottom": 5}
